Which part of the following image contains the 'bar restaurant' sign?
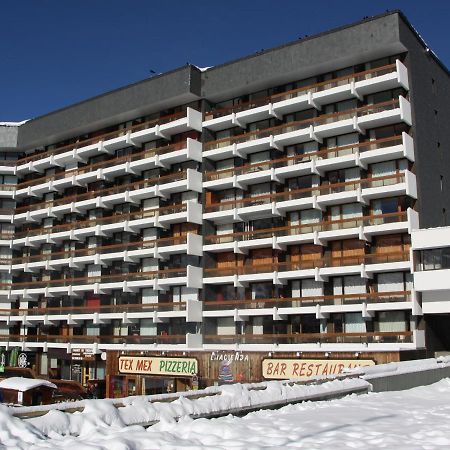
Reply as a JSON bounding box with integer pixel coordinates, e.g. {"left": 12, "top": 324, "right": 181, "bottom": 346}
{"left": 119, "top": 356, "right": 198, "bottom": 377}
{"left": 262, "top": 358, "right": 375, "bottom": 380}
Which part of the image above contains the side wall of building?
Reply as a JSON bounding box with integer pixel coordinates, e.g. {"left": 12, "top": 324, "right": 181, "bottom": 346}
{"left": 399, "top": 19, "right": 450, "bottom": 228}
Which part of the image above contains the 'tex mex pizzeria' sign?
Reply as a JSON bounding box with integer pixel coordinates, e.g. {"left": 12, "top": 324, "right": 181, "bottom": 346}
{"left": 119, "top": 356, "right": 198, "bottom": 377}
{"left": 262, "top": 358, "right": 375, "bottom": 380}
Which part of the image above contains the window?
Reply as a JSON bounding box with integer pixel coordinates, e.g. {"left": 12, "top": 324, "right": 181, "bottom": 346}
{"left": 416, "top": 247, "right": 450, "bottom": 271}
{"left": 0, "top": 175, "right": 17, "bottom": 185}
{"left": 372, "top": 198, "right": 399, "bottom": 216}
{"left": 285, "top": 141, "right": 318, "bottom": 161}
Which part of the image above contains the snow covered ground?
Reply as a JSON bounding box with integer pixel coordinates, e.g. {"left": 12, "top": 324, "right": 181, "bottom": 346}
{"left": 1, "top": 377, "right": 450, "bottom": 449}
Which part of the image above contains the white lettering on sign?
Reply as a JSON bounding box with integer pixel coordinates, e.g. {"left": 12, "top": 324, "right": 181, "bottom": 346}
{"left": 262, "top": 359, "right": 375, "bottom": 380}
{"left": 118, "top": 356, "right": 198, "bottom": 377}
{"left": 210, "top": 352, "right": 249, "bottom": 362}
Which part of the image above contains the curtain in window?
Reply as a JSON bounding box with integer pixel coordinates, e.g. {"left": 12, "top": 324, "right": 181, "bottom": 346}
{"left": 140, "top": 319, "right": 157, "bottom": 336}
{"left": 142, "top": 288, "right": 158, "bottom": 304}
{"left": 378, "top": 311, "right": 407, "bottom": 332}
{"left": 377, "top": 272, "right": 404, "bottom": 292}
{"left": 342, "top": 203, "right": 363, "bottom": 228}
{"left": 344, "top": 312, "right": 366, "bottom": 333}
{"left": 301, "top": 279, "right": 323, "bottom": 297}
{"left": 343, "top": 276, "right": 367, "bottom": 294}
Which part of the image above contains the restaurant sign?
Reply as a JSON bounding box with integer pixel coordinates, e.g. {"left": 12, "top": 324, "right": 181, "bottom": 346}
{"left": 262, "top": 358, "right": 375, "bottom": 380}
{"left": 118, "top": 356, "right": 198, "bottom": 377}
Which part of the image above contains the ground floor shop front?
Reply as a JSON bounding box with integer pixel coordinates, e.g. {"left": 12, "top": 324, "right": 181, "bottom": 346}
{"left": 0, "top": 346, "right": 426, "bottom": 399}
{"left": 104, "top": 349, "right": 426, "bottom": 398}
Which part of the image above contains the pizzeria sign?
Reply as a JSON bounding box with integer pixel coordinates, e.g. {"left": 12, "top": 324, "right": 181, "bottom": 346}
{"left": 119, "top": 356, "right": 198, "bottom": 377}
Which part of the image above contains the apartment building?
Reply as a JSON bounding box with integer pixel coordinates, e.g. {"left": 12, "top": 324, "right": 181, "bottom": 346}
{"left": 0, "top": 11, "right": 449, "bottom": 397}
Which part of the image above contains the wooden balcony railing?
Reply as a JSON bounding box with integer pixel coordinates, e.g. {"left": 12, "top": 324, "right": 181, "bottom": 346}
{"left": 16, "top": 140, "right": 189, "bottom": 190}
{"left": 0, "top": 159, "right": 19, "bottom": 167}
{"left": 0, "top": 301, "right": 187, "bottom": 317}
{"left": 0, "top": 184, "right": 16, "bottom": 192}
{"left": 17, "top": 111, "right": 187, "bottom": 166}
{"left": 204, "top": 290, "right": 411, "bottom": 310}
{"left": 204, "top": 63, "right": 397, "bottom": 120}
{"left": 14, "top": 203, "right": 188, "bottom": 239}
{"left": 205, "top": 172, "right": 406, "bottom": 212}
{"left": 16, "top": 170, "right": 190, "bottom": 214}
{"left": 205, "top": 99, "right": 400, "bottom": 151}
{"left": 204, "top": 251, "right": 410, "bottom": 277}
{"left": 204, "top": 135, "right": 403, "bottom": 181}
{"left": 0, "top": 334, "right": 188, "bottom": 345}
{"left": 204, "top": 211, "right": 407, "bottom": 245}
{"left": 204, "top": 330, "right": 413, "bottom": 345}
{"left": 9, "top": 267, "right": 188, "bottom": 290}
{"left": 12, "top": 235, "right": 190, "bottom": 265}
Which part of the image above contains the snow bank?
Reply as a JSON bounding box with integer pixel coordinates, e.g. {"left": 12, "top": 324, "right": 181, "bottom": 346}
{"left": 2, "top": 378, "right": 450, "bottom": 449}
{"left": 0, "top": 377, "right": 367, "bottom": 448}
{"left": 0, "top": 378, "right": 57, "bottom": 392}
{"left": 345, "top": 356, "right": 450, "bottom": 379}
{"left": 25, "top": 378, "right": 367, "bottom": 435}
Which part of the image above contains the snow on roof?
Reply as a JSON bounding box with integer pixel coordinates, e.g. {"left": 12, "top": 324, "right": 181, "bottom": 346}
{"left": 194, "top": 65, "right": 213, "bottom": 72}
{"left": 0, "top": 377, "right": 57, "bottom": 392}
{"left": 0, "top": 120, "right": 28, "bottom": 127}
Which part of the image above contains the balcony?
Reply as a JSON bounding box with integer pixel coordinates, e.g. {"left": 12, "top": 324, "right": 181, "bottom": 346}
{"left": 0, "top": 299, "right": 203, "bottom": 325}
{"left": 14, "top": 169, "right": 203, "bottom": 222}
{"left": 16, "top": 109, "right": 203, "bottom": 173}
{"left": 204, "top": 290, "right": 412, "bottom": 313}
{"left": 204, "top": 134, "right": 414, "bottom": 191}
{"left": 9, "top": 265, "right": 203, "bottom": 299}
{"left": 15, "top": 138, "right": 203, "bottom": 197}
{"left": 203, "top": 172, "right": 416, "bottom": 224}
{"left": 203, "top": 61, "right": 409, "bottom": 132}
{"left": 12, "top": 200, "right": 203, "bottom": 247}
{"left": 0, "top": 332, "right": 203, "bottom": 351}
{"left": 204, "top": 210, "right": 416, "bottom": 254}
{"left": 0, "top": 184, "right": 16, "bottom": 198}
{"left": 203, "top": 97, "right": 411, "bottom": 162}
{"left": 203, "top": 330, "right": 416, "bottom": 352}
{"left": 203, "top": 251, "right": 410, "bottom": 286}
{"left": 204, "top": 331, "right": 412, "bottom": 345}
{"left": 12, "top": 234, "right": 203, "bottom": 272}
{"left": 0, "top": 159, "right": 17, "bottom": 174}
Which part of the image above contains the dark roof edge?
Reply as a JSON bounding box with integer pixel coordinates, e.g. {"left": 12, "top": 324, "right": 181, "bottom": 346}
{"left": 396, "top": 11, "right": 450, "bottom": 77}
{"left": 204, "top": 10, "right": 449, "bottom": 77}
{"left": 21, "top": 64, "right": 202, "bottom": 126}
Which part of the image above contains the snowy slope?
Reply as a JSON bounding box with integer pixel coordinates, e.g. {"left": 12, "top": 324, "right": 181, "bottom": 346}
{"left": 0, "top": 377, "right": 450, "bottom": 449}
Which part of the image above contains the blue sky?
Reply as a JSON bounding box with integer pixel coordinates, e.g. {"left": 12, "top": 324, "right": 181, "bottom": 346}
{"left": 1, "top": 0, "right": 449, "bottom": 121}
